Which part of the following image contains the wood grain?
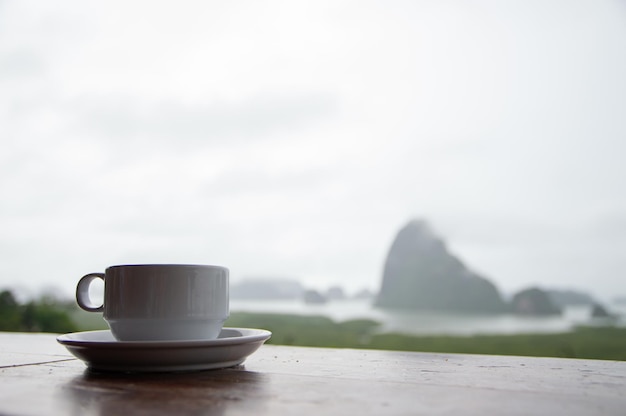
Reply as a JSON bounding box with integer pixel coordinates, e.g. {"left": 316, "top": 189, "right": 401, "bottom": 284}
{"left": 1, "top": 332, "right": 625, "bottom": 415}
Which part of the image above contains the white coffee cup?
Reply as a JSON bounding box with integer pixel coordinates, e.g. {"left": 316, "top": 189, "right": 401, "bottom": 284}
{"left": 76, "top": 264, "right": 229, "bottom": 341}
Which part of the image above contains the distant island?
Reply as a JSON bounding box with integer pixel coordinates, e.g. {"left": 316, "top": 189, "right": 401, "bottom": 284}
{"left": 374, "top": 219, "right": 604, "bottom": 316}
{"left": 375, "top": 220, "right": 508, "bottom": 313}
{"left": 230, "top": 219, "right": 607, "bottom": 317}
{"left": 510, "top": 287, "right": 560, "bottom": 316}
{"left": 230, "top": 278, "right": 305, "bottom": 300}
{"left": 230, "top": 279, "right": 373, "bottom": 304}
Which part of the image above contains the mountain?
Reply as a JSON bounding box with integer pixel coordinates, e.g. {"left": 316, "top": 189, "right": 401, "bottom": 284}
{"left": 326, "top": 286, "right": 346, "bottom": 301}
{"left": 303, "top": 289, "right": 327, "bottom": 304}
{"left": 230, "top": 279, "right": 304, "bottom": 300}
{"left": 375, "top": 220, "right": 508, "bottom": 313}
{"left": 510, "top": 287, "right": 561, "bottom": 316}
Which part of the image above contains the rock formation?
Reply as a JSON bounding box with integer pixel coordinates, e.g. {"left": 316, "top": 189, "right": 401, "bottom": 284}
{"left": 591, "top": 303, "right": 611, "bottom": 318}
{"left": 510, "top": 287, "right": 561, "bottom": 316}
{"left": 375, "top": 220, "right": 508, "bottom": 313}
{"left": 303, "top": 289, "right": 327, "bottom": 304}
{"left": 230, "top": 279, "right": 304, "bottom": 300}
{"left": 326, "top": 286, "right": 346, "bottom": 301}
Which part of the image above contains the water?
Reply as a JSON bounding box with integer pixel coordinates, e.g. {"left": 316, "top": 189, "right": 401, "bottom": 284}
{"left": 230, "top": 298, "right": 626, "bottom": 336}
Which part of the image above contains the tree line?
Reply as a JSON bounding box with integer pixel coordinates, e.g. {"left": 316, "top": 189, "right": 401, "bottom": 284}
{"left": 0, "top": 290, "right": 77, "bottom": 333}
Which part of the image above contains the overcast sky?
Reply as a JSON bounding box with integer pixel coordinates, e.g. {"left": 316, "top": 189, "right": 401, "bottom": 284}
{"left": 1, "top": 0, "right": 625, "bottom": 302}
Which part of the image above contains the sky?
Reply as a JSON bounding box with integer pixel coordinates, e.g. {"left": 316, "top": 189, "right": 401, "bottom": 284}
{"left": 1, "top": 0, "right": 625, "bottom": 302}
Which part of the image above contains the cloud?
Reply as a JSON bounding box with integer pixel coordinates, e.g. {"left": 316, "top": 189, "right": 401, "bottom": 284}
{"left": 0, "top": 48, "right": 45, "bottom": 77}
{"left": 68, "top": 93, "right": 337, "bottom": 145}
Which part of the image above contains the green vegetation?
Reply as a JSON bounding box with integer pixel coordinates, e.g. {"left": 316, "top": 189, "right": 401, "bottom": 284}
{"left": 226, "top": 313, "right": 380, "bottom": 348}
{"left": 367, "top": 326, "right": 626, "bottom": 360}
{"left": 0, "top": 290, "right": 77, "bottom": 333}
{"left": 225, "top": 312, "right": 626, "bottom": 361}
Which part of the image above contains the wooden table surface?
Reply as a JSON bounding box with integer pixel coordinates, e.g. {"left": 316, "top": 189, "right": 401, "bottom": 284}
{"left": 1, "top": 332, "right": 625, "bottom": 415}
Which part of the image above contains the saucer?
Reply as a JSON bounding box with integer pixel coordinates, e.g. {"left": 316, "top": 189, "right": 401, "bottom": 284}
{"left": 57, "top": 327, "right": 271, "bottom": 373}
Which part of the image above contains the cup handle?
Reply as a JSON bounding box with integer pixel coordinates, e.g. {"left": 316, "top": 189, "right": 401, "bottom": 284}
{"left": 76, "top": 273, "right": 105, "bottom": 312}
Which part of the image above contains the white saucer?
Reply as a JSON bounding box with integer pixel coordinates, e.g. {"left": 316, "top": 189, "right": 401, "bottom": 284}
{"left": 57, "top": 327, "right": 271, "bottom": 373}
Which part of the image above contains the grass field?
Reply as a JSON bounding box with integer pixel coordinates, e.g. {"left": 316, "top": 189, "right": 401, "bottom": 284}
{"left": 71, "top": 310, "right": 626, "bottom": 361}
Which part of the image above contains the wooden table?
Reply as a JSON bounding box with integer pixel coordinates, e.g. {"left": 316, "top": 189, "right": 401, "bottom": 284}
{"left": 1, "top": 332, "right": 625, "bottom": 415}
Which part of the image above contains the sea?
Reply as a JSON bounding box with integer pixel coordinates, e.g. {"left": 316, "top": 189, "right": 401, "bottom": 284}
{"left": 230, "top": 298, "right": 626, "bottom": 336}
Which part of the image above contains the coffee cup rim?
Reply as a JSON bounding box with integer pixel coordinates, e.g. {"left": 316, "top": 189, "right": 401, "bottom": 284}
{"left": 106, "top": 264, "right": 228, "bottom": 270}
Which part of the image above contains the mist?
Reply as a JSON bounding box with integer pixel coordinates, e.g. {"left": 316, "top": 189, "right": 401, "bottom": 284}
{"left": 1, "top": 0, "right": 625, "bottom": 302}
